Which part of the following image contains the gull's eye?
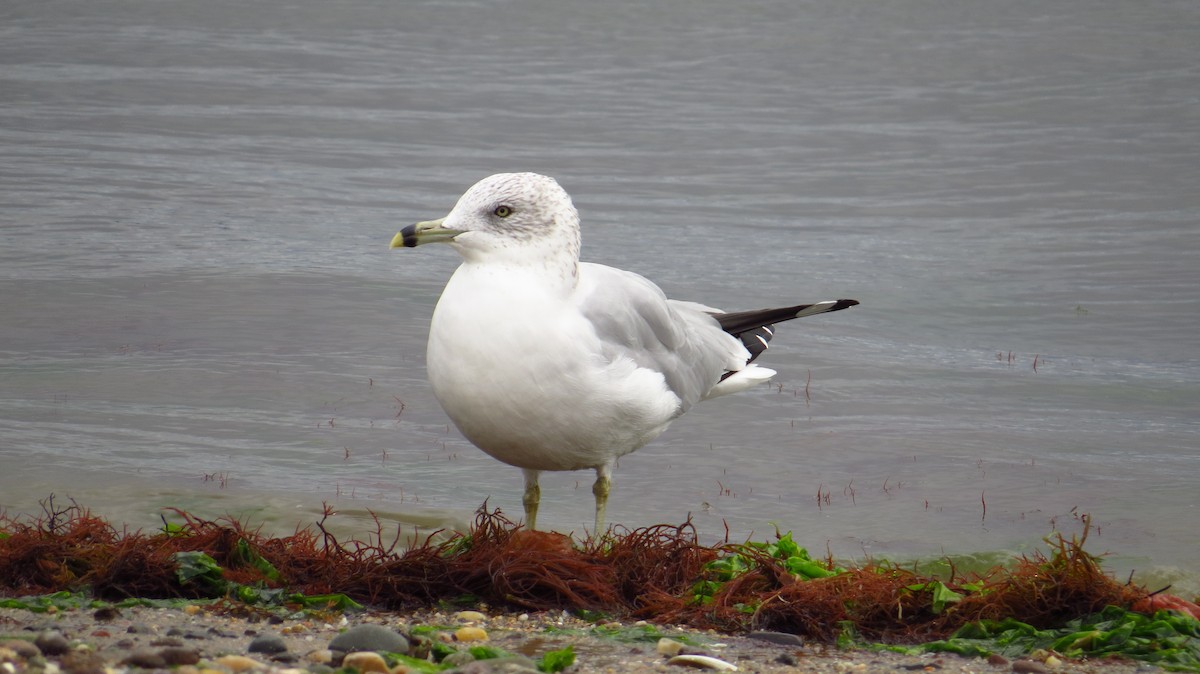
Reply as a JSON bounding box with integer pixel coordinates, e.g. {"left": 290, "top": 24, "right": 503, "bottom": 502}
{"left": 493, "top": 205, "right": 513, "bottom": 218}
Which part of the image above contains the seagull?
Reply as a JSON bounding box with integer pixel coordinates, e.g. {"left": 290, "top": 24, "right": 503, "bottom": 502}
{"left": 390, "top": 173, "right": 857, "bottom": 532}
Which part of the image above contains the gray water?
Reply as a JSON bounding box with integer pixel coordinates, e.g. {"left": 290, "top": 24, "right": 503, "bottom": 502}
{"left": 2, "top": 0, "right": 1198, "bottom": 591}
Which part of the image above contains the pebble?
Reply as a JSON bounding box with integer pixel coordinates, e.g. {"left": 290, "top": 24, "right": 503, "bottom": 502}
{"left": 35, "top": 630, "right": 71, "bottom": 656}
{"left": 248, "top": 634, "right": 289, "bottom": 655}
{"left": 0, "top": 640, "right": 41, "bottom": 659}
{"left": 215, "top": 654, "right": 267, "bottom": 672}
{"left": 341, "top": 651, "right": 390, "bottom": 673}
{"left": 91, "top": 607, "right": 120, "bottom": 622}
{"left": 455, "top": 610, "right": 487, "bottom": 623}
{"left": 657, "top": 638, "right": 685, "bottom": 656}
{"left": 454, "top": 626, "right": 489, "bottom": 642}
{"left": 329, "top": 624, "right": 409, "bottom": 655}
{"left": 151, "top": 636, "right": 185, "bottom": 647}
{"left": 59, "top": 650, "right": 106, "bottom": 674}
{"left": 304, "top": 649, "right": 334, "bottom": 665}
{"left": 746, "top": 631, "right": 804, "bottom": 647}
{"left": 160, "top": 647, "right": 202, "bottom": 666}
{"left": 121, "top": 649, "right": 167, "bottom": 669}
{"left": 668, "top": 654, "right": 739, "bottom": 671}
{"left": 1012, "top": 659, "right": 1050, "bottom": 674}
{"left": 442, "top": 651, "right": 478, "bottom": 667}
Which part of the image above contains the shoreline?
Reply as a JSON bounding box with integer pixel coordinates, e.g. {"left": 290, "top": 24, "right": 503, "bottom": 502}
{"left": 0, "top": 604, "right": 1165, "bottom": 674}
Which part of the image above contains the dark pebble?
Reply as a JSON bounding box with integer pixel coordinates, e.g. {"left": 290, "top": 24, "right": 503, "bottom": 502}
{"left": 746, "top": 631, "right": 804, "bottom": 647}
{"left": 248, "top": 634, "right": 289, "bottom": 655}
{"left": 774, "top": 653, "right": 798, "bottom": 666}
{"left": 166, "top": 627, "right": 184, "bottom": 637}
{"left": 34, "top": 630, "right": 71, "bottom": 656}
{"left": 126, "top": 623, "right": 153, "bottom": 634}
{"left": 267, "top": 614, "right": 285, "bottom": 625}
{"left": 328, "top": 624, "right": 409, "bottom": 655}
{"left": 1012, "top": 660, "right": 1050, "bottom": 674}
{"left": 160, "top": 647, "right": 202, "bottom": 666}
{"left": 115, "top": 639, "right": 137, "bottom": 649}
{"left": 122, "top": 648, "right": 167, "bottom": 669}
{"left": 207, "top": 626, "right": 237, "bottom": 638}
{"left": 92, "top": 606, "right": 121, "bottom": 621}
{"left": 988, "top": 654, "right": 1010, "bottom": 666}
{"left": 271, "top": 652, "right": 300, "bottom": 664}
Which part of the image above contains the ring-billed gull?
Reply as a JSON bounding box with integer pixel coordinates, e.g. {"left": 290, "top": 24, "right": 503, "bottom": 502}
{"left": 390, "top": 173, "right": 857, "bottom": 532}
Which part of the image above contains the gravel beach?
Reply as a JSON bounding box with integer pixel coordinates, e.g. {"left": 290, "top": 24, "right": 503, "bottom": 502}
{"left": 0, "top": 604, "right": 1162, "bottom": 674}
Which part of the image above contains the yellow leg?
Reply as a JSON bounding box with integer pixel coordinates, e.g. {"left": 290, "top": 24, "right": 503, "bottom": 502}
{"left": 592, "top": 464, "right": 613, "bottom": 533}
{"left": 522, "top": 469, "right": 541, "bottom": 530}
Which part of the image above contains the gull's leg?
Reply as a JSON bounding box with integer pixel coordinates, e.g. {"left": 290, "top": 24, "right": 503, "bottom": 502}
{"left": 521, "top": 468, "right": 541, "bottom": 530}
{"left": 592, "top": 462, "right": 613, "bottom": 533}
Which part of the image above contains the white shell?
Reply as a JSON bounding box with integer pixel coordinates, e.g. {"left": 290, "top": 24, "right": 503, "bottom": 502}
{"left": 667, "top": 654, "right": 739, "bottom": 671}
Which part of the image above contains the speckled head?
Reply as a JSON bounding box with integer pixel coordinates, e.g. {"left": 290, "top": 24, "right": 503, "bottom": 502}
{"left": 394, "top": 173, "right": 583, "bottom": 269}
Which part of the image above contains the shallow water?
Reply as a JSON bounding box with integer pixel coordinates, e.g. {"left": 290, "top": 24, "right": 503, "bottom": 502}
{"left": 2, "top": 0, "right": 1198, "bottom": 592}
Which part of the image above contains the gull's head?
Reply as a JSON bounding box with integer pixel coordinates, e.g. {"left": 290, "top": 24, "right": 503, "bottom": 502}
{"left": 391, "top": 173, "right": 581, "bottom": 265}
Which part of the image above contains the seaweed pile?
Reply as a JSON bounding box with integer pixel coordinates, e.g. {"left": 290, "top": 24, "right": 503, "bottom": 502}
{"left": 2, "top": 496, "right": 1198, "bottom": 665}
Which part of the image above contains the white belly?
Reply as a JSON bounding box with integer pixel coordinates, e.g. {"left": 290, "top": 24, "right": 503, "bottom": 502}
{"left": 425, "top": 265, "right": 681, "bottom": 472}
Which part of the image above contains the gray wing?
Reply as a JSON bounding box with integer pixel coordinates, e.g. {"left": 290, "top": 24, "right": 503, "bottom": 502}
{"left": 573, "top": 262, "right": 749, "bottom": 411}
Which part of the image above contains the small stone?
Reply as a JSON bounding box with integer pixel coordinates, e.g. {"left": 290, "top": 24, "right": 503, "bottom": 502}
{"left": 215, "top": 655, "right": 267, "bottom": 672}
{"left": 441, "top": 651, "right": 477, "bottom": 667}
{"left": 127, "top": 623, "right": 153, "bottom": 634}
{"left": 988, "top": 654, "right": 1009, "bottom": 666}
{"left": 774, "top": 653, "right": 797, "bottom": 666}
{"left": 342, "top": 651, "right": 389, "bottom": 674}
{"left": 151, "top": 637, "right": 185, "bottom": 647}
{"left": 455, "top": 611, "right": 487, "bottom": 623}
{"left": 454, "top": 627, "right": 489, "bottom": 642}
{"left": 160, "top": 647, "right": 202, "bottom": 666}
{"left": 60, "top": 650, "right": 106, "bottom": 674}
{"left": 184, "top": 605, "right": 203, "bottom": 616}
{"left": 1012, "top": 660, "right": 1049, "bottom": 674}
{"left": 305, "top": 649, "right": 334, "bottom": 664}
{"left": 247, "top": 634, "right": 288, "bottom": 655}
{"left": 35, "top": 630, "right": 71, "bottom": 656}
{"left": 329, "top": 625, "right": 409, "bottom": 655}
{"left": 746, "top": 631, "right": 804, "bottom": 647}
{"left": 667, "top": 654, "right": 738, "bottom": 671}
{"left": 656, "top": 638, "right": 685, "bottom": 656}
{"left": 1044, "top": 655, "right": 1062, "bottom": 667}
{"left": 0, "top": 640, "right": 41, "bottom": 659}
{"left": 122, "top": 648, "right": 168, "bottom": 669}
{"left": 92, "top": 607, "right": 121, "bottom": 621}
